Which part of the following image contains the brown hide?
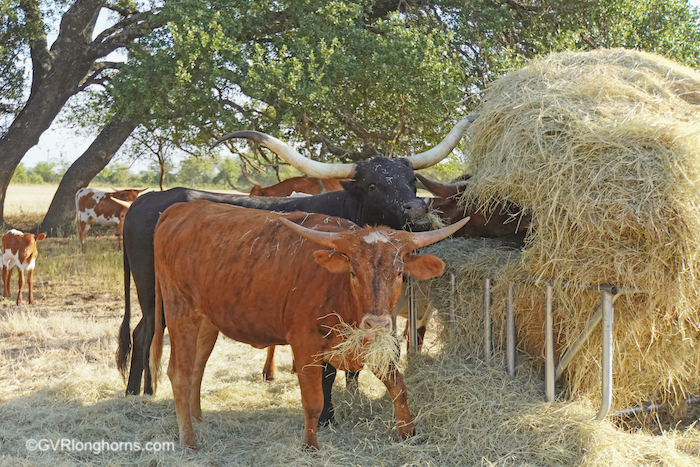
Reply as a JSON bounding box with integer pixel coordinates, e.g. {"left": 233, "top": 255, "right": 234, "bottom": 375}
{"left": 417, "top": 173, "right": 530, "bottom": 238}
{"left": 150, "top": 201, "right": 464, "bottom": 450}
{"left": 75, "top": 188, "right": 141, "bottom": 251}
{"left": 2, "top": 230, "right": 46, "bottom": 305}
{"left": 249, "top": 177, "right": 344, "bottom": 196}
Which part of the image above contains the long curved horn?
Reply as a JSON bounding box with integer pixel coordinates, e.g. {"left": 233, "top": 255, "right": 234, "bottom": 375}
{"left": 406, "top": 115, "right": 478, "bottom": 170}
{"left": 280, "top": 216, "right": 469, "bottom": 254}
{"left": 212, "top": 131, "right": 356, "bottom": 179}
{"left": 279, "top": 217, "right": 346, "bottom": 250}
{"left": 402, "top": 216, "right": 470, "bottom": 251}
{"left": 109, "top": 197, "right": 133, "bottom": 209}
{"left": 415, "top": 173, "right": 472, "bottom": 198}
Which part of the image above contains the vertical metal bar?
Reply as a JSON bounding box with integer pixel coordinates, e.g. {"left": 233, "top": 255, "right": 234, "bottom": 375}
{"left": 408, "top": 277, "right": 418, "bottom": 354}
{"left": 450, "top": 273, "right": 456, "bottom": 316}
{"left": 556, "top": 294, "right": 620, "bottom": 380}
{"left": 484, "top": 278, "right": 492, "bottom": 363}
{"left": 545, "top": 284, "right": 555, "bottom": 402}
{"left": 506, "top": 283, "right": 516, "bottom": 379}
{"left": 595, "top": 290, "right": 614, "bottom": 421}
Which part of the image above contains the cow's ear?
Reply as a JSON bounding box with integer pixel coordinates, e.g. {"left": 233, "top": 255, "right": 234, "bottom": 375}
{"left": 403, "top": 254, "right": 445, "bottom": 280}
{"left": 313, "top": 250, "right": 350, "bottom": 273}
{"left": 36, "top": 233, "right": 47, "bottom": 241}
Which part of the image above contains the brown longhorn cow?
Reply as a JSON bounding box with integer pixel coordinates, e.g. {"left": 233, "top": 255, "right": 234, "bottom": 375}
{"left": 149, "top": 201, "right": 468, "bottom": 450}
{"left": 417, "top": 173, "right": 530, "bottom": 238}
{"left": 249, "top": 176, "right": 344, "bottom": 196}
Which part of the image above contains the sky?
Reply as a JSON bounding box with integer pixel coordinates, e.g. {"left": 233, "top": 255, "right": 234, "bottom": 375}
{"left": 20, "top": 0, "right": 700, "bottom": 172}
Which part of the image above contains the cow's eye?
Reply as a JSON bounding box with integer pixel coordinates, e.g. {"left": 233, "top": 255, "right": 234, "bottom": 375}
{"left": 367, "top": 183, "right": 376, "bottom": 191}
{"left": 350, "top": 271, "right": 356, "bottom": 277}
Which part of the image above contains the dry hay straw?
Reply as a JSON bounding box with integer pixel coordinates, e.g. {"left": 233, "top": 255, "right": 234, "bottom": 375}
{"left": 320, "top": 319, "right": 399, "bottom": 379}
{"left": 442, "top": 48, "right": 700, "bottom": 411}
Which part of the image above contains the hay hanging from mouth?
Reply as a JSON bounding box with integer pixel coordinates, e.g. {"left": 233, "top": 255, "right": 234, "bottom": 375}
{"left": 320, "top": 320, "right": 399, "bottom": 379}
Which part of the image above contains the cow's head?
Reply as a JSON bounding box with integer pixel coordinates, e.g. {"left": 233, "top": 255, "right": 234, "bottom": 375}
{"left": 417, "top": 173, "right": 531, "bottom": 238}
{"left": 213, "top": 116, "right": 477, "bottom": 231}
{"left": 3, "top": 230, "right": 46, "bottom": 266}
{"left": 280, "top": 216, "right": 469, "bottom": 331}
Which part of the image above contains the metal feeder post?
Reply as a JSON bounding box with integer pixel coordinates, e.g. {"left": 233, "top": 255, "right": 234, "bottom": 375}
{"left": 545, "top": 283, "right": 555, "bottom": 402}
{"left": 506, "top": 283, "right": 516, "bottom": 379}
{"left": 484, "top": 278, "right": 492, "bottom": 363}
{"left": 595, "top": 290, "right": 615, "bottom": 421}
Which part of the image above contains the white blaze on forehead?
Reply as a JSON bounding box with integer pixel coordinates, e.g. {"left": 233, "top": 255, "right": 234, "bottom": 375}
{"left": 6, "top": 229, "right": 22, "bottom": 236}
{"left": 363, "top": 231, "right": 390, "bottom": 244}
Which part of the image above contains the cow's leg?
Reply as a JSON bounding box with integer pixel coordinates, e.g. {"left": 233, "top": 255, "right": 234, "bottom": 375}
{"left": 77, "top": 220, "right": 89, "bottom": 250}
{"left": 2, "top": 266, "right": 10, "bottom": 298}
{"left": 372, "top": 363, "right": 415, "bottom": 441}
{"left": 26, "top": 269, "right": 34, "bottom": 305}
{"left": 318, "top": 361, "right": 336, "bottom": 427}
{"left": 16, "top": 270, "right": 24, "bottom": 305}
{"left": 189, "top": 317, "right": 218, "bottom": 421}
{"left": 167, "top": 312, "right": 201, "bottom": 449}
{"left": 126, "top": 318, "right": 146, "bottom": 395}
{"left": 263, "top": 346, "right": 276, "bottom": 381}
{"left": 416, "top": 325, "right": 427, "bottom": 351}
{"left": 294, "top": 354, "right": 325, "bottom": 450}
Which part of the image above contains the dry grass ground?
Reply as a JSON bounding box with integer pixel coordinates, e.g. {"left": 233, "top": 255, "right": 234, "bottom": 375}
{"left": 0, "top": 187, "right": 698, "bottom": 466}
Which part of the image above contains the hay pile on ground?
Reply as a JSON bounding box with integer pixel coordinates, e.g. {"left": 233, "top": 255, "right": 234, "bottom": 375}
{"left": 441, "top": 48, "right": 700, "bottom": 411}
{"left": 2, "top": 236, "right": 699, "bottom": 466}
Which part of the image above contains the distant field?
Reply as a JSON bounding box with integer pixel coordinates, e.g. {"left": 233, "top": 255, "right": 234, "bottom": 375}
{"left": 5, "top": 185, "right": 58, "bottom": 215}
{"left": 5, "top": 184, "right": 248, "bottom": 217}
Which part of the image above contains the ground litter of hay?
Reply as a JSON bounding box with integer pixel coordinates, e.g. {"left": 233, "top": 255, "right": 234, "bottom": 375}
{"left": 0, "top": 237, "right": 696, "bottom": 466}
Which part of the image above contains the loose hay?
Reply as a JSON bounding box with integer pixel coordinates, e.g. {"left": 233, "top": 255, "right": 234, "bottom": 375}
{"left": 321, "top": 320, "right": 399, "bottom": 379}
{"left": 440, "top": 48, "right": 700, "bottom": 410}
{"left": 2, "top": 237, "right": 699, "bottom": 465}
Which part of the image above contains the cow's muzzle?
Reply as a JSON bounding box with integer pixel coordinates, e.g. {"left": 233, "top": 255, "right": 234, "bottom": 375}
{"left": 360, "top": 315, "right": 392, "bottom": 332}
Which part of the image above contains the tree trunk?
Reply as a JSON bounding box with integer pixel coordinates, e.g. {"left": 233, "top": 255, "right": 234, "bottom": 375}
{"left": 0, "top": 0, "right": 104, "bottom": 224}
{"left": 35, "top": 115, "right": 138, "bottom": 237}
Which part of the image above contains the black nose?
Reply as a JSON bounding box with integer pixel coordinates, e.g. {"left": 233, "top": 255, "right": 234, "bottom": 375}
{"left": 402, "top": 198, "right": 428, "bottom": 218}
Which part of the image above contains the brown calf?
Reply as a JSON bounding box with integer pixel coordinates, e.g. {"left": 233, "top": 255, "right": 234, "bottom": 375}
{"left": 2, "top": 229, "right": 46, "bottom": 305}
{"left": 75, "top": 188, "right": 142, "bottom": 250}
{"left": 149, "top": 201, "right": 467, "bottom": 450}
{"left": 249, "top": 176, "right": 344, "bottom": 196}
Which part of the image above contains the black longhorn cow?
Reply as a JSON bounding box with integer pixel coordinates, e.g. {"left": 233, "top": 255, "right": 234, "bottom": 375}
{"left": 116, "top": 116, "right": 476, "bottom": 425}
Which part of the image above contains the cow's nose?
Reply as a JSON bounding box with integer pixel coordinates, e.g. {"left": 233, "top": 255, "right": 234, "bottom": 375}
{"left": 402, "top": 198, "right": 428, "bottom": 218}
{"left": 360, "top": 315, "right": 392, "bottom": 332}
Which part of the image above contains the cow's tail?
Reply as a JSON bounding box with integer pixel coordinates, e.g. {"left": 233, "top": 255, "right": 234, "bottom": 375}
{"left": 149, "top": 270, "right": 164, "bottom": 393}
{"left": 116, "top": 246, "right": 132, "bottom": 380}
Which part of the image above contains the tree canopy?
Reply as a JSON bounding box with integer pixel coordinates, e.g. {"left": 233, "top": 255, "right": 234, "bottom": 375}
{"left": 2, "top": 0, "right": 699, "bottom": 234}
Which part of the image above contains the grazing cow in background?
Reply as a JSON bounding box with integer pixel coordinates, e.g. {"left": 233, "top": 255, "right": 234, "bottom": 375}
{"left": 75, "top": 188, "right": 143, "bottom": 251}
{"left": 417, "top": 173, "right": 531, "bottom": 238}
{"left": 118, "top": 115, "right": 477, "bottom": 404}
{"left": 2, "top": 229, "right": 46, "bottom": 305}
{"left": 149, "top": 201, "right": 468, "bottom": 450}
{"left": 249, "top": 176, "right": 344, "bottom": 196}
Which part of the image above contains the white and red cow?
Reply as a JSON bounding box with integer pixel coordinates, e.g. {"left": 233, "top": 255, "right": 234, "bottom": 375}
{"left": 2, "top": 229, "right": 46, "bottom": 305}
{"left": 149, "top": 201, "right": 468, "bottom": 450}
{"left": 75, "top": 188, "right": 142, "bottom": 250}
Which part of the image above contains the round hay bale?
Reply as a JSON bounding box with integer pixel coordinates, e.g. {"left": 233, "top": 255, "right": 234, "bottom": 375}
{"left": 442, "top": 48, "right": 700, "bottom": 410}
